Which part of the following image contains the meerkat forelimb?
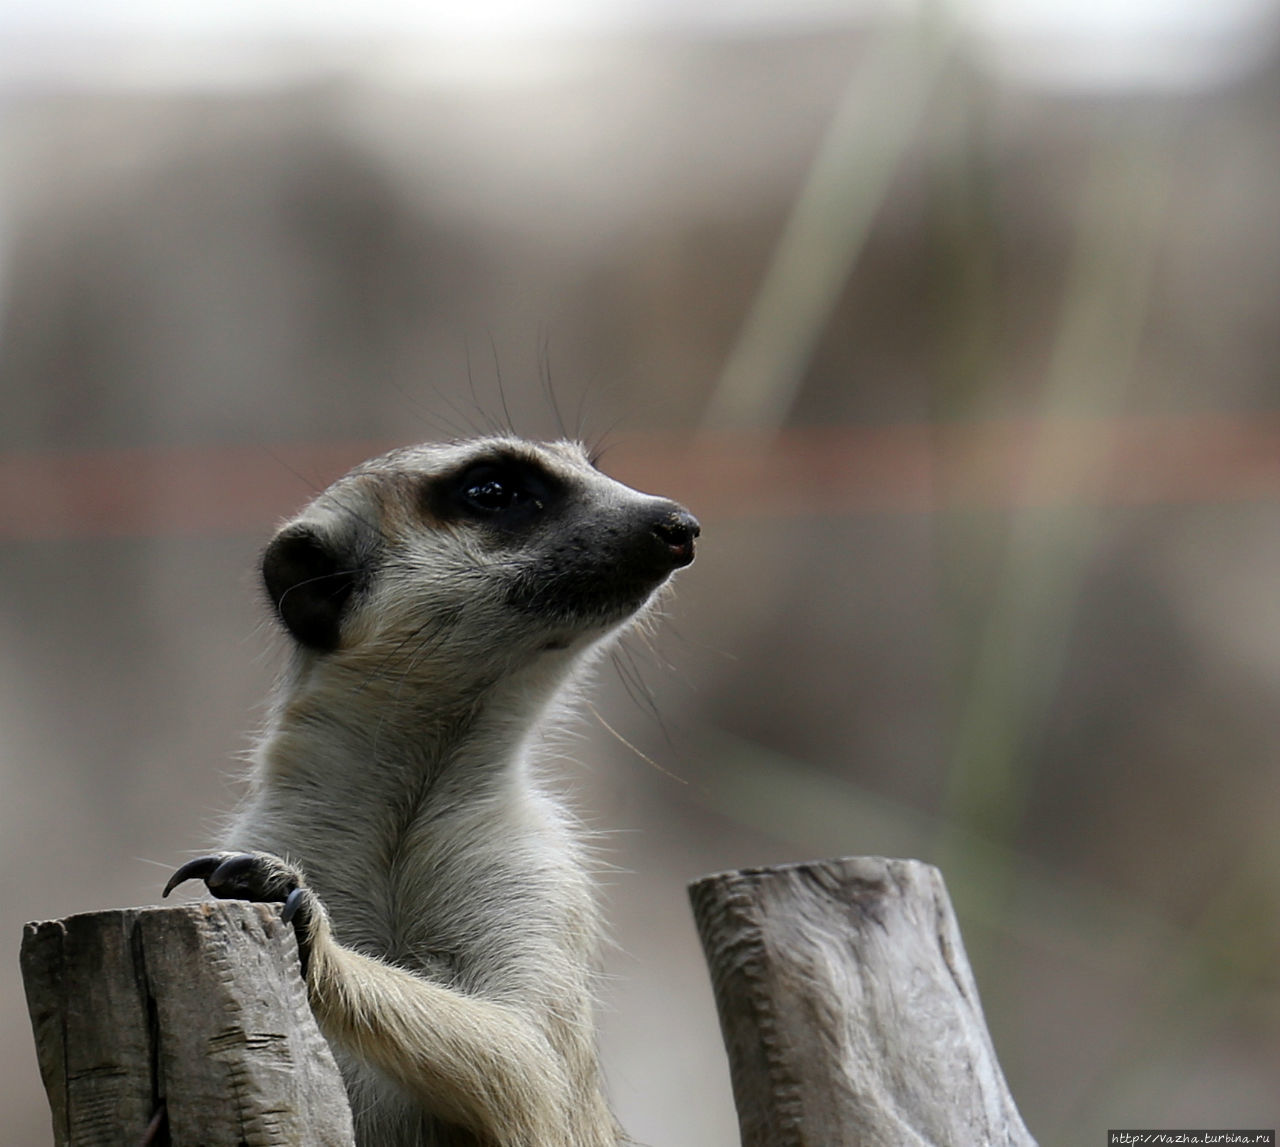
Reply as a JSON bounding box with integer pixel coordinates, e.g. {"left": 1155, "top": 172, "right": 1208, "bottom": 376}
{"left": 165, "top": 436, "right": 699, "bottom": 1147}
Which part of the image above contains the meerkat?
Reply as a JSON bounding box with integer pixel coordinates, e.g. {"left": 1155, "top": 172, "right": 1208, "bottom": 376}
{"left": 164, "top": 435, "right": 699, "bottom": 1147}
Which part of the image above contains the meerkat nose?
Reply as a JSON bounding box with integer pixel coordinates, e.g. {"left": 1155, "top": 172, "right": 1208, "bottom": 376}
{"left": 650, "top": 507, "right": 701, "bottom": 568}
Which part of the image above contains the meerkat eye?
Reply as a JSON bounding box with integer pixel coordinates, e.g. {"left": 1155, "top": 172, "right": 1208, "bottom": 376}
{"left": 465, "top": 475, "right": 516, "bottom": 512}
{"left": 455, "top": 463, "right": 545, "bottom": 517}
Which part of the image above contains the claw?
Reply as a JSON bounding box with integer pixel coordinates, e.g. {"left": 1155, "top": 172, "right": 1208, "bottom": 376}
{"left": 162, "top": 855, "right": 225, "bottom": 898}
{"left": 207, "top": 854, "right": 262, "bottom": 893}
{"left": 282, "top": 887, "right": 307, "bottom": 925}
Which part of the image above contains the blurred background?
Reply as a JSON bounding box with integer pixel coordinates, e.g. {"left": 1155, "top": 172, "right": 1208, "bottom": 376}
{"left": 2, "top": 0, "right": 1280, "bottom": 1143}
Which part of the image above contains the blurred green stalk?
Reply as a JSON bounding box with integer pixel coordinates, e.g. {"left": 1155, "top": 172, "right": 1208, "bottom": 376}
{"left": 936, "top": 131, "right": 1175, "bottom": 956}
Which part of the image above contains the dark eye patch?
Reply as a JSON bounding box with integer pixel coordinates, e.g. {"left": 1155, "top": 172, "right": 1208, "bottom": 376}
{"left": 426, "top": 454, "right": 562, "bottom": 528}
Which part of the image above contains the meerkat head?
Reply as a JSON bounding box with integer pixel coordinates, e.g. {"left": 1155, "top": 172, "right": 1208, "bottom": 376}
{"left": 260, "top": 437, "right": 698, "bottom": 685}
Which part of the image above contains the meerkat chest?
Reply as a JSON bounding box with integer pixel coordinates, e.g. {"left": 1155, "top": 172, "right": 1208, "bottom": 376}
{"left": 305, "top": 792, "right": 592, "bottom": 991}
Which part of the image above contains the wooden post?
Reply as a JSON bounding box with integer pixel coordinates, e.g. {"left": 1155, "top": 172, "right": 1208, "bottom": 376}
{"left": 689, "top": 856, "right": 1037, "bottom": 1147}
{"left": 20, "top": 901, "right": 355, "bottom": 1147}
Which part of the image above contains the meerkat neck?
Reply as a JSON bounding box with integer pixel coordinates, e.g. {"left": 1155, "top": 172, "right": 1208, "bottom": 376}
{"left": 236, "top": 653, "right": 578, "bottom": 864}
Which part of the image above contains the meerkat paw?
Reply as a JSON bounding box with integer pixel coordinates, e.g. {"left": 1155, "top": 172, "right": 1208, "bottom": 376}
{"left": 163, "top": 851, "right": 320, "bottom": 970}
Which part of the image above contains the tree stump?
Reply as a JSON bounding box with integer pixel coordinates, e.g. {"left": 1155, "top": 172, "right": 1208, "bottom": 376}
{"left": 20, "top": 901, "right": 355, "bottom": 1147}
{"left": 689, "top": 856, "right": 1036, "bottom": 1147}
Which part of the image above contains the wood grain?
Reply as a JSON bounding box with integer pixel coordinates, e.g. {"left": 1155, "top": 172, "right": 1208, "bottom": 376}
{"left": 21, "top": 901, "right": 354, "bottom": 1147}
{"left": 689, "top": 857, "right": 1036, "bottom": 1147}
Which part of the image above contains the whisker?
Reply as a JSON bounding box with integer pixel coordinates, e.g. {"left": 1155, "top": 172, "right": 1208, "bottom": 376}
{"left": 391, "top": 375, "right": 478, "bottom": 441}
{"left": 538, "top": 330, "right": 568, "bottom": 441}
{"left": 464, "top": 336, "right": 507, "bottom": 438}
{"left": 274, "top": 567, "right": 365, "bottom": 611}
{"left": 488, "top": 332, "right": 516, "bottom": 436}
{"left": 584, "top": 699, "right": 688, "bottom": 786}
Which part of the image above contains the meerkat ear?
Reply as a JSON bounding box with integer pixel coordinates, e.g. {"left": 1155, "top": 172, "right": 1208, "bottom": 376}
{"left": 262, "top": 522, "right": 362, "bottom": 652}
